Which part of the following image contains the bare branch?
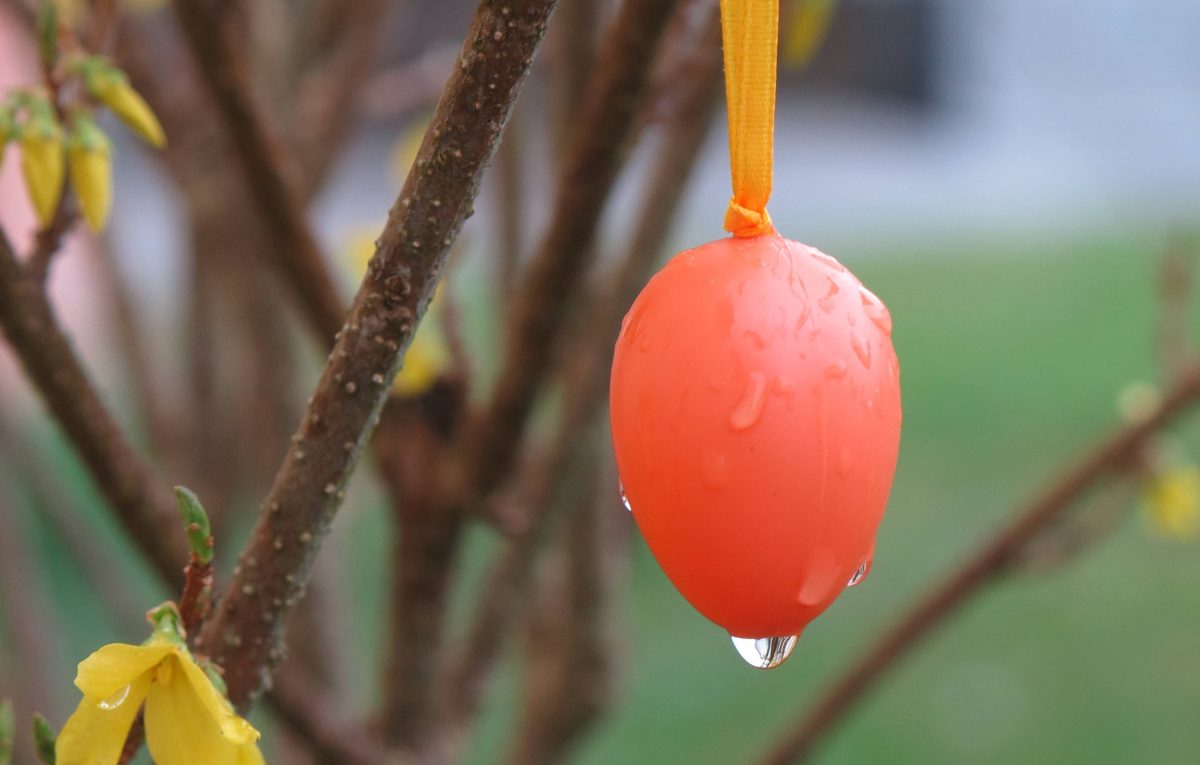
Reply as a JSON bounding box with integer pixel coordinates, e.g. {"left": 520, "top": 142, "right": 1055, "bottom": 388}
{"left": 170, "top": 0, "right": 347, "bottom": 343}
{"left": 452, "top": 0, "right": 680, "bottom": 508}
{"left": 0, "top": 228, "right": 187, "bottom": 584}
{"left": 192, "top": 0, "right": 559, "bottom": 707}
{"left": 755, "top": 367, "right": 1200, "bottom": 765}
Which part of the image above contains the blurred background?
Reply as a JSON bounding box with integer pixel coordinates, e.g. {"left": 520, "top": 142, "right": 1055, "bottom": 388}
{"left": 1, "top": 0, "right": 1198, "bottom": 763}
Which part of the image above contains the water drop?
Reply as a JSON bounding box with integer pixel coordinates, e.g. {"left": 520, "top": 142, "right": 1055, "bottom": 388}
{"left": 818, "top": 277, "right": 840, "bottom": 313}
{"left": 744, "top": 330, "right": 767, "bottom": 350}
{"left": 851, "top": 331, "right": 872, "bottom": 368}
{"left": 824, "top": 359, "right": 848, "bottom": 380}
{"left": 729, "top": 371, "right": 768, "bottom": 430}
{"left": 859, "top": 286, "right": 893, "bottom": 336}
{"left": 701, "top": 449, "right": 733, "bottom": 489}
{"left": 847, "top": 561, "right": 869, "bottom": 587}
{"left": 99, "top": 685, "right": 131, "bottom": 710}
{"left": 809, "top": 247, "right": 846, "bottom": 273}
{"left": 731, "top": 635, "right": 799, "bottom": 669}
{"left": 618, "top": 481, "right": 632, "bottom": 512}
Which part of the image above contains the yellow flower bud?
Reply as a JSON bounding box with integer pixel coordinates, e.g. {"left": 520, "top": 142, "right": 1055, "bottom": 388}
{"left": 84, "top": 64, "right": 166, "bottom": 148}
{"left": 1142, "top": 464, "right": 1200, "bottom": 541}
{"left": 783, "top": 0, "right": 838, "bottom": 70}
{"left": 19, "top": 118, "right": 66, "bottom": 226}
{"left": 68, "top": 115, "right": 114, "bottom": 232}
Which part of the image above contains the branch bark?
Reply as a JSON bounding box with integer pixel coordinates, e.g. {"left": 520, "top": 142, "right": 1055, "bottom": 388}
{"left": 754, "top": 366, "right": 1200, "bottom": 765}
{"left": 192, "top": 0, "right": 559, "bottom": 707}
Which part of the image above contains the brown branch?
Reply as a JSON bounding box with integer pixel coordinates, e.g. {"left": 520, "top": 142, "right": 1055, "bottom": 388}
{"left": 444, "top": 0, "right": 720, "bottom": 728}
{"left": 755, "top": 367, "right": 1200, "bottom": 765}
{"left": 192, "top": 0, "right": 558, "bottom": 707}
{"left": 375, "top": 402, "right": 465, "bottom": 752}
{"left": 269, "top": 666, "right": 382, "bottom": 765}
{"left": 0, "top": 228, "right": 187, "bottom": 584}
{"left": 452, "top": 0, "right": 680, "bottom": 508}
{"left": 493, "top": 106, "right": 525, "bottom": 303}
{"left": 170, "top": 0, "right": 347, "bottom": 343}
{"left": 25, "top": 198, "right": 78, "bottom": 286}
{"left": 292, "top": 0, "right": 389, "bottom": 197}
{"left": 505, "top": 442, "right": 621, "bottom": 765}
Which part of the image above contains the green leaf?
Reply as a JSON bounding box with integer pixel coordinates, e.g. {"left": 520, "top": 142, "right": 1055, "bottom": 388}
{"left": 31, "top": 714, "right": 55, "bottom": 765}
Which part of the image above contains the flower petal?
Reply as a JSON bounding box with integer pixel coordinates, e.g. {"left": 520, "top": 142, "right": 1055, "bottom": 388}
{"left": 239, "top": 739, "right": 266, "bottom": 765}
{"left": 75, "top": 642, "right": 175, "bottom": 700}
{"left": 144, "top": 655, "right": 259, "bottom": 765}
{"left": 178, "top": 653, "right": 259, "bottom": 745}
{"left": 56, "top": 673, "right": 150, "bottom": 765}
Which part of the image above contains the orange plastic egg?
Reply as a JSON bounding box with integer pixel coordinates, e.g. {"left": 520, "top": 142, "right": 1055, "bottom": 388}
{"left": 609, "top": 233, "right": 901, "bottom": 663}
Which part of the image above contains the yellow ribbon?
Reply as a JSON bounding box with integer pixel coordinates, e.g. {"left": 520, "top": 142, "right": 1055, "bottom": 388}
{"left": 721, "top": 0, "right": 779, "bottom": 237}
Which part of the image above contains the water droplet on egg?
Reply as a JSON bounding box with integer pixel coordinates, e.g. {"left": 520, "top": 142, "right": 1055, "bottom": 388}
{"left": 851, "top": 331, "right": 872, "bottom": 368}
{"left": 824, "top": 359, "right": 848, "bottom": 380}
{"left": 729, "top": 371, "right": 768, "bottom": 430}
{"left": 731, "top": 635, "right": 799, "bottom": 669}
{"left": 701, "top": 449, "right": 733, "bottom": 489}
{"left": 859, "top": 286, "right": 893, "bottom": 336}
{"left": 818, "top": 277, "right": 840, "bottom": 313}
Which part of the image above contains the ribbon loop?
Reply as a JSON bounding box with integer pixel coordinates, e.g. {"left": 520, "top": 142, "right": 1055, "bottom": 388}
{"left": 721, "top": 0, "right": 779, "bottom": 238}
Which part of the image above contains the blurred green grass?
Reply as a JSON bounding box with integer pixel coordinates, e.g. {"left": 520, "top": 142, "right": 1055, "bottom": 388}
{"left": 6, "top": 227, "right": 1200, "bottom": 763}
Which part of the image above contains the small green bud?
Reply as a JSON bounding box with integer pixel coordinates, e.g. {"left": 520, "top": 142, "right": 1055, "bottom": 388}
{"left": 31, "top": 714, "right": 55, "bottom": 765}
{"left": 36, "top": 0, "right": 58, "bottom": 67}
{"left": 174, "top": 486, "right": 213, "bottom": 564}
{"left": 146, "top": 601, "right": 187, "bottom": 645}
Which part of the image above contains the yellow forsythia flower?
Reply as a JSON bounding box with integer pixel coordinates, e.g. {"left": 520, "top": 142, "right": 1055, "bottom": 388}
{"left": 57, "top": 612, "right": 264, "bottom": 765}
{"left": 1142, "top": 465, "right": 1200, "bottom": 541}
{"left": 348, "top": 231, "right": 449, "bottom": 395}
{"left": 83, "top": 63, "right": 166, "bottom": 148}
{"left": 19, "top": 103, "right": 66, "bottom": 225}
{"left": 68, "top": 114, "right": 114, "bottom": 231}
{"left": 782, "top": 0, "right": 838, "bottom": 70}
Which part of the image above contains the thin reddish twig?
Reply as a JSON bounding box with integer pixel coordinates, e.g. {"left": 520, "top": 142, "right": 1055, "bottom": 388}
{"left": 754, "top": 367, "right": 1200, "bottom": 765}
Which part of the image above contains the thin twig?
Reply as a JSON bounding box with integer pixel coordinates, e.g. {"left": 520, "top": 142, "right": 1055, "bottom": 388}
{"left": 754, "top": 367, "right": 1200, "bottom": 765}
{"left": 505, "top": 438, "right": 620, "bottom": 765}
{"left": 445, "top": 0, "right": 721, "bottom": 725}
{"left": 192, "top": 0, "right": 559, "bottom": 707}
{"left": 170, "top": 0, "right": 347, "bottom": 343}
{"left": 292, "top": 0, "right": 389, "bottom": 197}
{"left": 452, "top": 0, "right": 680, "bottom": 508}
{"left": 0, "top": 228, "right": 187, "bottom": 583}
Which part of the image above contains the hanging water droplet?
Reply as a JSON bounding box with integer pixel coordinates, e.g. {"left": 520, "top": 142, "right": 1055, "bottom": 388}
{"left": 847, "top": 561, "right": 869, "bottom": 587}
{"left": 729, "top": 371, "right": 768, "bottom": 430}
{"left": 98, "top": 685, "right": 131, "bottom": 710}
{"left": 618, "top": 481, "right": 632, "bottom": 512}
{"left": 859, "top": 286, "right": 893, "bottom": 336}
{"left": 851, "top": 331, "right": 872, "bottom": 368}
{"left": 731, "top": 635, "right": 799, "bottom": 669}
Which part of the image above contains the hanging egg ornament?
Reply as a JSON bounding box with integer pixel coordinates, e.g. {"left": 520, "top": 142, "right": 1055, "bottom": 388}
{"left": 610, "top": 233, "right": 900, "bottom": 666}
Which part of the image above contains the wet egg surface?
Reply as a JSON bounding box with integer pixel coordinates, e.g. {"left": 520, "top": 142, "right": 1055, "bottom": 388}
{"left": 610, "top": 233, "right": 901, "bottom": 645}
